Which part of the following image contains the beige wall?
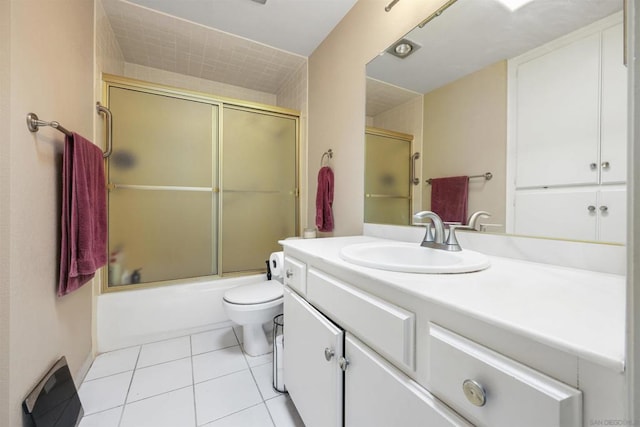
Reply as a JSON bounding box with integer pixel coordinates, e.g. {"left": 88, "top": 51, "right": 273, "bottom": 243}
{"left": 307, "top": 0, "right": 443, "bottom": 235}
{"left": 0, "top": 0, "right": 10, "bottom": 423}
{"left": 277, "top": 62, "right": 309, "bottom": 233}
{"left": 422, "top": 60, "right": 507, "bottom": 228}
{"left": 6, "top": 1, "right": 95, "bottom": 425}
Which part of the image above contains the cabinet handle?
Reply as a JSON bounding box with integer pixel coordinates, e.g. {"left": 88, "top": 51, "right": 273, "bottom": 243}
{"left": 599, "top": 205, "right": 609, "bottom": 213}
{"left": 462, "top": 379, "right": 487, "bottom": 407}
{"left": 285, "top": 269, "right": 293, "bottom": 278}
{"left": 338, "top": 356, "right": 350, "bottom": 372}
{"left": 324, "top": 347, "right": 334, "bottom": 361}
{"left": 601, "top": 161, "right": 610, "bottom": 170}
{"left": 587, "top": 205, "right": 596, "bottom": 212}
{"left": 590, "top": 163, "right": 598, "bottom": 170}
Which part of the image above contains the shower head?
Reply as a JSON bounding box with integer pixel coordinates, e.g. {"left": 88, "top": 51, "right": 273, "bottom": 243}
{"left": 251, "top": 0, "right": 267, "bottom": 4}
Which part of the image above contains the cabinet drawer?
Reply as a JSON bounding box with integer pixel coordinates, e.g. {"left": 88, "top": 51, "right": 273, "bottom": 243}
{"left": 283, "top": 256, "right": 307, "bottom": 295}
{"left": 428, "top": 323, "right": 581, "bottom": 427}
{"left": 307, "top": 268, "right": 415, "bottom": 370}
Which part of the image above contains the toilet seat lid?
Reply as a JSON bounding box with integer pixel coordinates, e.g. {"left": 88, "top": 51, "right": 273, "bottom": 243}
{"left": 224, "top": 280, "right": 283, "bottom": 305}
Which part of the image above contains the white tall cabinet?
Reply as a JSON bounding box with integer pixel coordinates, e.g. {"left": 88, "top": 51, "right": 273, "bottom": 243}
{"left": 509, "top": 14, "right": 626, "bottom": 243}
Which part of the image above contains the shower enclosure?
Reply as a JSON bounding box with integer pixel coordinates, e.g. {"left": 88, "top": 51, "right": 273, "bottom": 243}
{"left": 364, "top": 127, "right": 414, "bottom": 225}
{"left": 103, "top": 76, "right": 298, "bottom": 290}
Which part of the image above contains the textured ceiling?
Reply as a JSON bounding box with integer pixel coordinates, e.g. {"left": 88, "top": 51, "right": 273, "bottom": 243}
{"left": 126, "top": 0, "right": 358, "bottom": 57}
{"left": 102, "top": 0, "right": 313, "bottom": 94}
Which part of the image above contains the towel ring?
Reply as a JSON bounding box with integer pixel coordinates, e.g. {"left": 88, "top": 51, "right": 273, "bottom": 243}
{"left": 321, "top": 149, "right": 333, "bottom": 167}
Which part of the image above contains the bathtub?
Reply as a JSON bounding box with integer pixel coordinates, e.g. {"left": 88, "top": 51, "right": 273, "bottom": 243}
{"left": 96, "top": 274, "right": 265, "bottom": 352}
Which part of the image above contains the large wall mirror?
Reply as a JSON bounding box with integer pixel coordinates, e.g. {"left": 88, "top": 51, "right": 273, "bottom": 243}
{"left": 365, "top": 0, "right": 626, "bottom": 244}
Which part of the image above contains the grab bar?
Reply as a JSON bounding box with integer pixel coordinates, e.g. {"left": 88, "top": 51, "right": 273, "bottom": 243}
{"left": 410, "top": 152, "right": 420, "bottom": 185}
{"left": 96, "top": 102, "right": 113, "bottom": 158}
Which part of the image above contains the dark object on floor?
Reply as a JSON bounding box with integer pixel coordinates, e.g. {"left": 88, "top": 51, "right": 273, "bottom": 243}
{"left": 23, "top": 357, "right": 83, "bottom": 427}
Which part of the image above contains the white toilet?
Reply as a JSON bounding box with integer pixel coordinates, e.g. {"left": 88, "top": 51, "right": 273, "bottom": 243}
{"left": 223, "top": 279, "right": 284, "bottom": 356}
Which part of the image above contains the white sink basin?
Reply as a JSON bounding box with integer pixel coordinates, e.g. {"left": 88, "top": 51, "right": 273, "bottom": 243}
{"left": 339, "top": 241, "right": 490, "bottom": 274}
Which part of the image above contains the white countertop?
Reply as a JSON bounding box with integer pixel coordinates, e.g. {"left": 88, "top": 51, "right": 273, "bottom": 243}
{"left": 280, "top": 235, "right": 626, "bottom": 373}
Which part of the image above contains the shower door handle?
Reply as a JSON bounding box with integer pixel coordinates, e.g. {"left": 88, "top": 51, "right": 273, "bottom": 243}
{"left": 410, "top": 152, "right": 420, "bottom": 185}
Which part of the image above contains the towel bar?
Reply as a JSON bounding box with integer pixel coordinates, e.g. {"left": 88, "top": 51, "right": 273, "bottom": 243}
{"left": 426, "top": 172, "right": 492, "bottom": 185}
{"left": 26, "top": 103, "right": 113, "bottom": 158}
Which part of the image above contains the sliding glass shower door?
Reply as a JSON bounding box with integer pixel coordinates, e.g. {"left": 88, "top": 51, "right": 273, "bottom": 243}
{"left": 364, "top": 128, "right": 413, "bottom": 225}
{"left": 105, "top": 79, "right": 299, "bottom": 289}
{"left": 107, "top": 87, "right": 219, "bottom": 285}
{"left": 221, "top": 106, "right": 297, "bottom": 273}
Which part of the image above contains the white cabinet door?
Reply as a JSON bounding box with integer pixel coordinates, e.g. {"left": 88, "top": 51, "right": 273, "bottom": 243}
{"left": 514, "top": 189, "right": 597, "bottom": 241}
{"left": 283, "top": 287, "right": 343, "bottom": 427}
{"left": 515, "top": 33, "right": 600, "bottom": 188}
{"left": 600, "top": 23, "right": 627, "bottom": 184}
{"left": 344, "top": 334, "right": 472, "bottom": 427}
{"left": 598, "top": 187, "right": 626, "bottom": 244}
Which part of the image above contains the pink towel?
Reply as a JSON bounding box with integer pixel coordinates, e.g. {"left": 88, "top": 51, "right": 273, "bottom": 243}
{"left": 315, "top": 166, "right": 334, "bottom": 232}
{"left": 58, "top": 133, "right": 107, "bottom": 296}
{"left": 431, "top": 176, "right": 469, "bottom": 224}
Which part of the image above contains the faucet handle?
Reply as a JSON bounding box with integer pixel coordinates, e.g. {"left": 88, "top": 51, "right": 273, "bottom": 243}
{"left": 423, "top": 223, "right": 435, "bottom": 242}
{"left": 467, "top": 211, "right": 492, "bottom": 231}
{"left": 444, "top": 224, "right": 474, "bottom": 251}
{"left": 413, "top": 211, "right": 445, "bottom": 244}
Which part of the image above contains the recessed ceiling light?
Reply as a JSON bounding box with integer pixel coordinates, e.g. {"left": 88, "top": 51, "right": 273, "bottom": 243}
{"left": 495, "top": 0, "right": 534, "bottom": 11}
{"left": 387, "top": 39, "right": 421, "bottom": 59}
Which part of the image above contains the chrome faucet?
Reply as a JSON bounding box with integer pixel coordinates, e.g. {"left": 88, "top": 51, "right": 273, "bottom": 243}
{"left": 443, "top": 211, "right": 493, "bottom": 251}
{"left": 467, "top": 211, "right": 491, "bottom": 231}
{"left": 413, "top": 210, "right": 492, "bottom": 252}
{"left": 413, "top": 211, "right": 446, "bottom": 247}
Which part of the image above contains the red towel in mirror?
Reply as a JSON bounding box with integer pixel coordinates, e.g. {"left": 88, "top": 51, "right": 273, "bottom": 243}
{"left": 58, "top": 133, "right": 107, "bottom": 296}
{"left": 430, "top": 176, "right": 469, "bottom": 224}
{"left": 315, "top": 166, "right": 334, "bottom": 232}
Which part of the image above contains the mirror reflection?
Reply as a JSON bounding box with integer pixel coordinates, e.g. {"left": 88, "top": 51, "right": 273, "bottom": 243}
{"left": 365, "top": 0, "right": 626, "bottom": 244}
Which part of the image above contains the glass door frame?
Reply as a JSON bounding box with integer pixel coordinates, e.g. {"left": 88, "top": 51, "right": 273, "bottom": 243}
{"left": 100, "top": 74, "right": 300, "bottom": 293}
{"left": 220, "top": 104, "right": 301, "bottom": 276}
{"left": 364, "top": 126, "right": 415, "bottom": 225}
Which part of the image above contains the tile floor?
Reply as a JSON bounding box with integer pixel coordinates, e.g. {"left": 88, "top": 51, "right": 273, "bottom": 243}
{"left": 78, "top": 324, "right": 304, "bottom": 427}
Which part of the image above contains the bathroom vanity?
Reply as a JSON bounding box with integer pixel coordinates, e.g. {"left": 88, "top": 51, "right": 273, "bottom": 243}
{"left": 280, "top": 235, "right": 625, "bottom": 427}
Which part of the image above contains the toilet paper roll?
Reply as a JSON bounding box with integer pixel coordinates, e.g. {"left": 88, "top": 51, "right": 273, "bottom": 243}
{"left": 269, "top": 251, "right": 284, "bottom": 278}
